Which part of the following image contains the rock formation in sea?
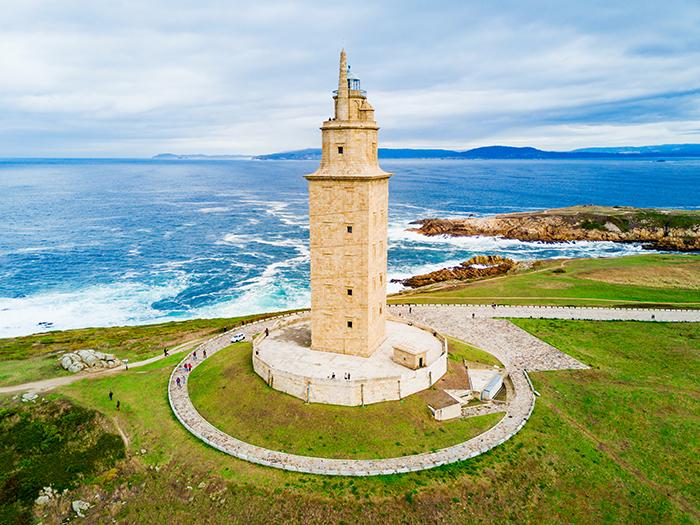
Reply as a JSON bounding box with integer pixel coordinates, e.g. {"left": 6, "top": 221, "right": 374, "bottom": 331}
{"left": 395, "top": 255, "right": 517, "bottom": 288}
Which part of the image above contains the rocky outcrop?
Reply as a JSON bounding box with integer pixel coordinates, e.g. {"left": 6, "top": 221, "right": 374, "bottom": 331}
{"left": 22, "top": 392, "right": 39, "bottom": 403}
{"left": 72, "top": 499, "right": 90, "bottom": 517}
{"left": 396, "top": 255, "right": 515, "bottom": 288}
{"left": 60, "top": 349, "right": 122, "bottom": 373}
{"left": 409, "top": 205, "right": 700, "bottom": 252}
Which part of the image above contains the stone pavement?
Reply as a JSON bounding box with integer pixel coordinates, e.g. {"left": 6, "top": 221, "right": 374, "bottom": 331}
{"left": 169, "top": 304, "right": 696, "bottom": 476}
{"left": 256, "top": 318, "right": 442, "bottom": 382}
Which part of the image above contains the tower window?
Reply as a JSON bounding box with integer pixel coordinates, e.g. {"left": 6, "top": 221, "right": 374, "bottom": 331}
{"left": 347, "top": 225, "right": 353, "bottom": 234}
{"left": 338, "top": 146, "right": 343, "bottom": 154}
{"left": 347, "top": 289, "right": 352, "bottom": 296}
{"left": 347, "top": 321, "right": 353, "bottom": 328}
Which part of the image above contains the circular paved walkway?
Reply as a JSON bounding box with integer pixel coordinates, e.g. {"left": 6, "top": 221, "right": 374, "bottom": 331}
{"left": 169, "top": 305, "right": 698, "bottom": 476}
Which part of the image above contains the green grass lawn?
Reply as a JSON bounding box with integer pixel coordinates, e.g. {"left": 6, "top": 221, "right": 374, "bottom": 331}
{"left": 188, "top": 342, "right": 502, "bottom": 459}
{"left": 514, "top": 319, "right": 700, "bottom": 510}
{"left": 2, "top": 314, "right": 699, "bottom": 523}
{"left": 390, "top": 253, "right": 700, "bottom": 308}
{"left": 0, "top": 354, "right": 68, "bottom": 388}
{"left": 446, "top": 336, "right": 503, "bottom": 367}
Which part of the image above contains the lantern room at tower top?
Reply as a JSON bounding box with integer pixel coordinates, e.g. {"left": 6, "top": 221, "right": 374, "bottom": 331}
{"left": 335, "top": 65, "right": 366, "bottom": 96}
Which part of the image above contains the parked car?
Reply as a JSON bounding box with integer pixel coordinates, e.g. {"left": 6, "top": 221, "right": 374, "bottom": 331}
{"left": 231, "top": 333, "right": 245, "bottom": 343}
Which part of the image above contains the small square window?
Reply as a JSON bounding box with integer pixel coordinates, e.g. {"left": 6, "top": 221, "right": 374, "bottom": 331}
{"left": 338, "top": 146, "right": 343, "bottom": 154}
{"left": 347, "top": 226, "right": 353, "bottom": 234}
{"left": 347, "top": 321, "right": 353, "bottom": 328}
{"left": 347, "top": 289, "right": 352, "bottom": 296}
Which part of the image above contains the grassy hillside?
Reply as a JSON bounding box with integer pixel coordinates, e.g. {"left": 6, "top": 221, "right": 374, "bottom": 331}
{"left": 390, "top": 253, "right": 700, "bottom": 308}
{"left": 0, "top": 318, "right": 698, "bottom": 523}
{"left": 1, "top": 254, "right": 699, "bottom": 523}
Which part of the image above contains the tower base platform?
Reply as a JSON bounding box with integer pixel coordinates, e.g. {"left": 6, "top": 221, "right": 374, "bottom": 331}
{"left": 252, "top": 315, "right": 447, "bottom": 406}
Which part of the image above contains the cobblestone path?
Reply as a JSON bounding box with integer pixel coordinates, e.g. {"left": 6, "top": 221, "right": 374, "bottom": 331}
{"left": 170, "top": 305, "right": 696, "bottom": 476}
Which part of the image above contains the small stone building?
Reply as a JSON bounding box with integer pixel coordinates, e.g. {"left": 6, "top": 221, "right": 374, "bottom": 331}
{"left": 481, "top": 374, "right": 504, "bottom": 400}
{"left": 393, "top": 342, "right": 427, "bottom": 370}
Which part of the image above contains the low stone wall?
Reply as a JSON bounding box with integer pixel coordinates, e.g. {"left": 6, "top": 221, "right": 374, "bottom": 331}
{"left": 387, "top": 303, "right": 700, "bottom": 323}
{"left": 431, "top": 403, "right": 462, "bottom": 421}
{"left": 252, "top": 316, "right": 448, "bottom": 406}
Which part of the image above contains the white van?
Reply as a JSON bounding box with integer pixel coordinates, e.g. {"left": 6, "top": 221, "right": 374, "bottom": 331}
{"left": 230, "top": 333, "right": 245, "bottom": 343}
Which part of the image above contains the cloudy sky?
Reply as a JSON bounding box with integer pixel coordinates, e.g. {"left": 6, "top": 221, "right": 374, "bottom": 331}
{"left": 1, "top": 0, "right": 699, "bottom": 157}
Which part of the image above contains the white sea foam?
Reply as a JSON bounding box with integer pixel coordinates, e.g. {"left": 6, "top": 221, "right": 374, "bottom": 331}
{"left": 0, "top": 280, "right": 189, "bottom": 339}
{"left": 219, "top": 233, "right": 309, "bottom": 258}
{"left": 9, "top": 242, "right": 101, "bottom": 255}
{"left": 197, "top": 207, "right": 231, "bottom": 213}
{"left": 237, "top": 197, "right": 309, "bottom": 227}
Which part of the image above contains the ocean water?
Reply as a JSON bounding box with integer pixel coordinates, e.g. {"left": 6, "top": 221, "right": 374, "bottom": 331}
{"left": 1, "top": 158, "right": 698, "bottom": 338}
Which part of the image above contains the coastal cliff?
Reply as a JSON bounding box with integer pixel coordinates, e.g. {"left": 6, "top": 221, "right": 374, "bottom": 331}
{"left": 409, "top": 205, "right": 700, "bottom": 252}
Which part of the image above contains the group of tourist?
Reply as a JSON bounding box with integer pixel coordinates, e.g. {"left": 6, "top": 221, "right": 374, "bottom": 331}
{"left": 175, "top": 348, "right": 209, "bottom": 387}
{"left": 109, "top": 390, "right": 120, "bottom": 411}
{"left": 327, "top": 372, "right": 352, "bottom": 380}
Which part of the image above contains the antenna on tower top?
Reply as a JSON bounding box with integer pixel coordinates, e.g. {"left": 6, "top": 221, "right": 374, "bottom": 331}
{"left": 342, "top": 38, "right": 345, "bottom": 49}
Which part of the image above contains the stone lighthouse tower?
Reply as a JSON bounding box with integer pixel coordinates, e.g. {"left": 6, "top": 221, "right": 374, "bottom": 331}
{"left": 304, "top": 51, "right": 392, "bottom": 358}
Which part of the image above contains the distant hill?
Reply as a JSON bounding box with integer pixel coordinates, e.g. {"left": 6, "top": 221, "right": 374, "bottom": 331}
{"left": 248, "top": 148, "right": 322, "bottom": 160}
{"left": 571, "top": 144, "right": 700, "bottom": 155}
{"left": 253, "top": 144, "right": 700, "bottom": 160}
{"left": 154, "top": 144, "right": 700, "bottom": 161}
{"left": 152, "top": 153, "right": 253, "bottom": 160}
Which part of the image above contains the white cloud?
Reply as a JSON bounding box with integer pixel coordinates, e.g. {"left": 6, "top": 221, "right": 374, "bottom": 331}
{"left": 0, "top": 0, "right": 698, "bottom": 156}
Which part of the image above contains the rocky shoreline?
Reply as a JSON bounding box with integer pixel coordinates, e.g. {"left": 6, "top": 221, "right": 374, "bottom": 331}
{"left": 409, "top": 205, "right": 700, "bottom": 252}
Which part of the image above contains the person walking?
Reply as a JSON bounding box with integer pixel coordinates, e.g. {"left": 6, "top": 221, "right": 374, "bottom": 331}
{"left": 177, "top": 377, "right": 181, "bottom": 387}
{"left": 265, "top": 328, "right": 269, "bottom": 337}
{"left": 193, "top": 351, "right": 197, "bottom": 360}
{"left": 203, "top": 349, "right": 207, "bottom": 358}
{"left": 109, "top": 391, "right": 113, "bottom": 401}
{"left": 116, "top": 401, "right": 120, "bottom": 411}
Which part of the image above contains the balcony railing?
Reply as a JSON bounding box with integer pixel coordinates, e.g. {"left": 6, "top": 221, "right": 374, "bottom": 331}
{"left": 332, "top": 89, "right": 367, "bottom": 96}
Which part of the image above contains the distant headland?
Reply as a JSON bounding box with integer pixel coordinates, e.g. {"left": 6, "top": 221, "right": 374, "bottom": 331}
{"left": 410, "top": 205, "right": 700, "bottom": 252}
{"left": 153, "top": 144, "right": 700, "bottom": 161}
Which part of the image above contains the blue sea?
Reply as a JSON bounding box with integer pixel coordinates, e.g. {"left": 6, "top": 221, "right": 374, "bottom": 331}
{"left": 1, "top": 158, "right": 699, "bottom": 338}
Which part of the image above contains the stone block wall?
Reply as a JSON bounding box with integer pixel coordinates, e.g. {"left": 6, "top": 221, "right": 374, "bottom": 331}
{"left": 252, "top": 319, "right": 448, "bottom": 407}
